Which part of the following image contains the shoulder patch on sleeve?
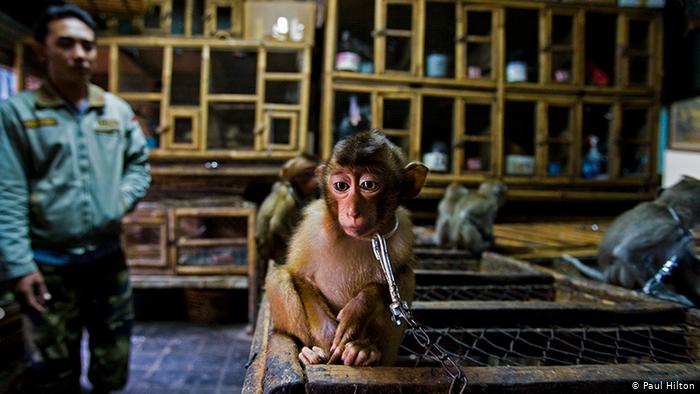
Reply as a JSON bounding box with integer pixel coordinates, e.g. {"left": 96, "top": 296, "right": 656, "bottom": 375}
{"left": 23, "top": 117, "right": 58, "bottom": 128}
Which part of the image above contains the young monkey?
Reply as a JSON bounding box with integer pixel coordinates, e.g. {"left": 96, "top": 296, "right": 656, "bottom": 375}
{"left": 265, "top": 130, "right": 428, "bottom": 366}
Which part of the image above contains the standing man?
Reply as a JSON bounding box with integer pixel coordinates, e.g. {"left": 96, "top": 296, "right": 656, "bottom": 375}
{"left": 0, "top": 4, "right": 151, "bottom": 393}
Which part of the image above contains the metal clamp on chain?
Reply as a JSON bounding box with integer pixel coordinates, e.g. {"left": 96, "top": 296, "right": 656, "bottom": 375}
{"left": 371, "top": 233, "right": 408, "bottom": 326}
{"left": 371, "top": 233, "right": 468, "bottom": 394}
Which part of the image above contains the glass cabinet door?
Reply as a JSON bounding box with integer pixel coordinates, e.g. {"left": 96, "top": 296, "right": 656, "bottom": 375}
{"left": 618, "top": 105, "right": 652, "bottom": 177}
{"left": 584, "top": 12, "right": 617, "bottom": 88}
{"left": 504, "top": 99, "right": 537, "bottom": 176}
{"left": 264, "top": 111, "right": 298, "bottom": 151}
{"left": 505, "top": 8, "right": 540, "bottom": 84}
{"left": 545, "top": 10, "right": 578, "bottom": 86}
{"left": 458, "top": 5, "right": 497, "bottom": 81}
{"left": 170, "top": 47, "right": 201, "bottom": 106}
{"left": 207, "top": 102, "right": 256, "bottom": 150}
{"left": 420, "top": 96, "right": 455, "bottom": 174}
{"left": 540, "top": 102, "right": 576, "bottom": 177}
{"left": 376, "top": 0, "right": 415, "bottom": 74}
{"left": 377, "top": 94, "right": 414, "bottom": 156}
{"left": 172, "top": 209, "right": 250, "bottom": 274}
{"left": 143, "top": 0, "right": 171, "bottom": 34}
{"left": 622, "top": 16, "right": 654, "bottom": 88}
{"left": 332, "top": 91, "right": 372, "bottom": 144}
{"left": 459, "top": 99, "right": 494, "bottom": 174}
{"left": 581, "top": 102, "right": 613, "bottom": 179}
{"left": 168, "top": 108, "right": 200, "bottom": 149}
{"left": 123, "top": 203, "right": 167, "bottom": 269}
{"left": 335, "top": 0, "right": 375, "bottom": 73}
{"left": 209, "top": 48, "right": 257, "bottom": 94}
{"left": 117, "top": 46, "right": 163, "bottom": 93}
{"left": 424, "top": 1, "right": 456, "bottom": 79}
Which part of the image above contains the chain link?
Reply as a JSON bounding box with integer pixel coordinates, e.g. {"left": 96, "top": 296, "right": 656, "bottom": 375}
{"left": 372, "top": 234, "right": 468, "bottom": 393}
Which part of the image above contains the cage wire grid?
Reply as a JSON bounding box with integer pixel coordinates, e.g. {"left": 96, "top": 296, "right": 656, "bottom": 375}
{"left": 414, "top": 284, "right": 555, "bottom": 302}
{"left": 399, "top": 323, "right": 699, "bottom": 367}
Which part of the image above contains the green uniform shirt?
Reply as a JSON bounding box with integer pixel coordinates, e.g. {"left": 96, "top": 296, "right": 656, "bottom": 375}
{"left": 0, "top": 82, "right": 151, "bottom": 280}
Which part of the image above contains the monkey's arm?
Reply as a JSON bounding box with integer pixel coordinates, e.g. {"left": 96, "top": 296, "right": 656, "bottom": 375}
{"left": 330, "top": 264, "right": 415, "bottom": 366}
{"left": 266, "top": 266, "right": 338, "bottom": 352}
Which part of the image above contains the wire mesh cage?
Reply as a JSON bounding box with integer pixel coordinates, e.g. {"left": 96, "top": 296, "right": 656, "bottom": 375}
{"left": 246, "top": 252, "right": 700, "bottom": 393}
{"left": 414, "top": 283, "right": 556, "bottom": 302}
{"left": 415, "top": 247, "right": 480, "bottom": 271}
{"left": 399, "top": 324, "right": 699, "bottom": 367}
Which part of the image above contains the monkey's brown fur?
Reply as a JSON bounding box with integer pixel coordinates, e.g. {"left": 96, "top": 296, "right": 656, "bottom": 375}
{"left": 255, "top": 154, "right": 318, "bottom": 264}
{"left": 265, "top": 130, "right": 427, "bottom": 366}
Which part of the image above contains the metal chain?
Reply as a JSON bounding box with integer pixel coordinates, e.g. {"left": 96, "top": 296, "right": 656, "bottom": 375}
{"left": 372, "top": 234, "right": 468, "bottom": 394}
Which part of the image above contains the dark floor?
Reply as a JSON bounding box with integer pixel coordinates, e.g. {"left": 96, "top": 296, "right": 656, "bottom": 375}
{"left": 81, "top": 322, "right": 252, "bottom": 393}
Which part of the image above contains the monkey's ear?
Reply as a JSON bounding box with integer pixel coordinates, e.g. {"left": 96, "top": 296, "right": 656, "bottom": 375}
{"left": 403, "top": 162, "right": 429, "bottom": 198}
{"left": 315, "top": 164, "right": 327, "bottom": 178}
{"left": 279, "top": 159, "right": 293, "bottom": 181}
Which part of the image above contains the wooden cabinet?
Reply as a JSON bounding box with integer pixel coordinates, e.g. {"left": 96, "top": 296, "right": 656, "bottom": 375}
{"left": 123, "top": 198, "right": 258, "bottom": 322}
{"left": 123, "top": 202, "right": 169, "bottom": 270}
{"left": 16, "top": 36, "right": 312, "bottom": 162}
{"left": 113, "top": 37, "right": 311, "bottom": 160}
{"left": 322, "top": 0, "right": 663, "bottom": 199}
{"left": 122, "top": 199, "right": 256, "bottom": 277}
{"left": 170, "top": 206, "right": 253, "bottom": 276}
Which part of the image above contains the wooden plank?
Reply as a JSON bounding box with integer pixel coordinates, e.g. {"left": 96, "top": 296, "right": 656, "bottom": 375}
{"left": 262, "top": 334, "right": 306, "bottom": 394}
{"left": 176, "top": 238, "right": 248, "bottom": 247}
{"left": 241, "top": 298, "right": 270, "bottom": 394}
{"left": 130, "top": 274, "right": 247, "bottom": 289}
{"left": 150, "top": 164, "right": 280, "bottom": 177}
{"left": 148, "top": 149, "right": 299, "bottom": 160}
{"left": 306, "top": 364, "right": 700, "bottom": 393}
{"left": 175, "top": 265, "right": 247, "bottom": 275}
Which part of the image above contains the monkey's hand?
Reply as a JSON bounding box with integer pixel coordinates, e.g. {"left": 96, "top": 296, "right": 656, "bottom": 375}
{"left": 299, "top": 346, "right": 328, "bottom": 366}
{"left": 335, "top": 339, "right": 382, "bottom": 366}
{"left": 329, "top": 286, "right": 383, "bottom": 363}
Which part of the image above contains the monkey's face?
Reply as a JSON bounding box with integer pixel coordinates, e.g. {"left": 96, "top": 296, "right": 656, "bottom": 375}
{"left": 328, "top": 168, "right": 390, "bottom": 238}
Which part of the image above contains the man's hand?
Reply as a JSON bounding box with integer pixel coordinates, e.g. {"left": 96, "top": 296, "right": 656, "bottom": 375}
{"left": 14, "top": 271, "right": 50, "bottom": 313}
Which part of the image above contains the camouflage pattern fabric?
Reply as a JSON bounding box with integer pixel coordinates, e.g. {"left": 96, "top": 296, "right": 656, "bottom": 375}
{"left": 21, "top": 249, "right": 133, "bottom": 393}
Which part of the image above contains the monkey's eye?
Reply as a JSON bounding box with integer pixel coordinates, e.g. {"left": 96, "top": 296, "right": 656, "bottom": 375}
{"left": 333, "top": 182, "right": 350, "bottom": 192}
{"left": 360, "top": 180, "right": 379, "bottom": 191}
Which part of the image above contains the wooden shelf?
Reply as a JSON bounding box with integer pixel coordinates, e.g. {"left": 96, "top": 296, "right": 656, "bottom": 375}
{"left": 321, "top": 0, "right": 663, "bottom": 199}
{"left": 131, "top": 274, "right": 248, "bottom": 289}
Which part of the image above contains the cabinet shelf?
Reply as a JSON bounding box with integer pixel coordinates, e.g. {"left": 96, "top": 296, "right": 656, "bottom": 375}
{"left": 176, "top": 238, "right": 248, "bottom": 247}
{"left": 460, "top": 135, "right": 491, "bottom": 143}
{"left": 464, "top": 35, "right": 492, "bottom": 44}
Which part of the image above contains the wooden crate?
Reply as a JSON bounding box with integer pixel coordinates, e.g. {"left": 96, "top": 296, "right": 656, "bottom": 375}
{"left": 123, "top": 197, "right": 258, "bottom": 323}
{"left": 243, "top": 253, "right": 700, "bottom": 393}
{"left": 123, "top": 202, "right": 169, "bottom": 273}
{"left": 167, "top": 204, "right": 253, "bottom": 275}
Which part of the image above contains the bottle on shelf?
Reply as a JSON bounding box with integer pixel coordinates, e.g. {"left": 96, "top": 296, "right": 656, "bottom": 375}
{"left": 337, "top": 95, "right": 371, "bottom": 139}
{"left": 336, "top": 30, "right": 361, "bottom": 71}
{"left": 582, "top": 134, "right": 603, "bottom": 179}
